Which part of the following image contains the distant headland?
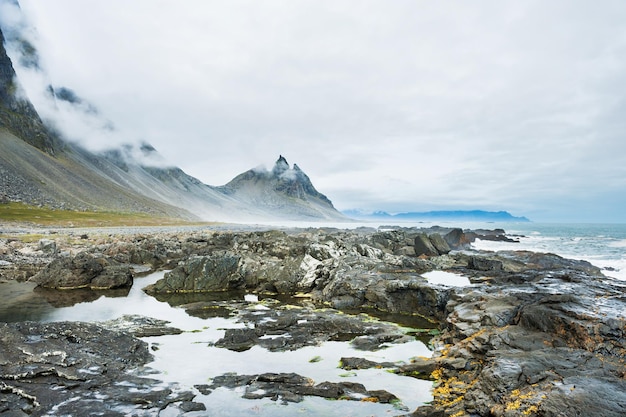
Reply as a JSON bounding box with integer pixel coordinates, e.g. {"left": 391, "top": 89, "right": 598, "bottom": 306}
{"left": 343, "top": 209, "right": 530, "bottom": 222}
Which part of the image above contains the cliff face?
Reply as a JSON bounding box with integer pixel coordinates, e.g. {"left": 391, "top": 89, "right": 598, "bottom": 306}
{"left": 0, "top": 27, "right": 57, "bottom": 154}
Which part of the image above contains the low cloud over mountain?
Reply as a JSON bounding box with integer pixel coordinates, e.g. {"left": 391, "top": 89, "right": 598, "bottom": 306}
{"left": 0, "top": 10, "right": 346, "bottom": 223}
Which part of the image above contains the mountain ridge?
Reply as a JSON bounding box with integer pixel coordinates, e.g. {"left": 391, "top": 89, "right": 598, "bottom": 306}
{"left": 0, "top": 14, "right": 346, "bottom": 223}
{"left": 219, "top": 155, "right": 342, "bottom": 220}
{"left": 0, "top": 25, "right": 59, "bottom": 155}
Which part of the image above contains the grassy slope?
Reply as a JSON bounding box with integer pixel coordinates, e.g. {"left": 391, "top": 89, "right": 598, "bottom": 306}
{"left": 0, "top": 202, "right": 205, "bottom": 227}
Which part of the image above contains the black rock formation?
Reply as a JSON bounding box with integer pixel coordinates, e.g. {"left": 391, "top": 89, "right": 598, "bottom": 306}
{"left": 0, "top": 26, "right": 58, "bottom": 154}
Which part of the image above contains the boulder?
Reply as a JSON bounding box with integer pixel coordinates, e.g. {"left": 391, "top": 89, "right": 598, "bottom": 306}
{"left": 38, "top": 239, "right": 57, "bottom": 254}
{"left": 30, "top": 252, "right": 132, "bottom": 290}
{"left": 428, "top": 233, "right": 451, "bottom": 255}
{"left": 443, "top": 228, "right": 473, "bottom": 249}
{"left": 146, "top": 253, "right": 242, "bottom": 293}
{"left": 414, "top": 233, "right": 439, "bottom": 257}
{"left": 468, "top": 255, "right": 503, "bottom": 271}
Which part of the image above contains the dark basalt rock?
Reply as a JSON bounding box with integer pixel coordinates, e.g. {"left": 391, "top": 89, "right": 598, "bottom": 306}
{"left": 215, "top": 327, "right": 259, "bottom": 352}
{"left": 3, "top": 226, "right": 625, "bottom": 417}
{"left": 0, "top": 321, "right": 196, "bottom": 416}
{"left": 30, "top": 251, "right": 132, "bottom": 290}
{"left": 146, "top": 252, "right": 242, "bottom": 293}
{"left": 443, "top": 228, "right": 473, "bottom": 250}
{"left": 396, "top": 357, "right": 438, "bottom": 379}
{"left": 100, "top": 314, "right": 183, "bottom": 337}
{"left": 414, "top": 233, "right": 439, "bottom": 257}
{"left": 340, "top": 356, "right": 396, "bottom": 370}
{"left": 428, "top": 233, "right": 451, "bottom": 255}
{"left": 210, "top": 301, "right": 414, "bottom": 352}
{"left": 418, "top": 251, "right": 626, "bottom": 417}
{"left": 468, "top": 255, "right": 503, "bottom": 271}
{"left": 196, "top": 372, "right": 400, "bottom": 405}
{"left": 414, "top": 233, "right": 452, "bottom": 257}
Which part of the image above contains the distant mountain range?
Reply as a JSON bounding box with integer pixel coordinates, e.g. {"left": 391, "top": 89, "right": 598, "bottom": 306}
{"left": 0, "top": 10, "right": 346, "bottom": 223}
{"left": 343, "top": 209, "right": 530, "bottom": 222}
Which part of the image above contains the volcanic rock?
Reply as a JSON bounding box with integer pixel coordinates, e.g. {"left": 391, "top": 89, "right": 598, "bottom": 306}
{"left": 414, "top": 233, "right": 440, "bottom": 257}
{"left": 196, "top": 372, "right": 399, "bottom": 405}
{"left": 30, "top": 251, "right": 132, "bottom": 290}
{"left": 0, "top": 321, "right": 195, "bottom": 416}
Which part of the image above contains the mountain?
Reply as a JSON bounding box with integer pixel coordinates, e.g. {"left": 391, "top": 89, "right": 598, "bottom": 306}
{"left": 343, "top": 209, "right": 530, "bottom": 222}
{"left": 219, "top": 156, "right": 343, "bottom": 220}
{"left": 0, "top": 23, "right": 58, "bottom": 154}
{"left": 0, "top": 15, "right": 346, "bottom": 223}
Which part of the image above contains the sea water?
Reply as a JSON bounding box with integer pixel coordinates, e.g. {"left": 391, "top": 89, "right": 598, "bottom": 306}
{"left": 267, "top": 220, "right": 626, "bottom": 282}
{"left": 241, "top": 220, "right": 626, "bottom": 281}
{"left": 470, "top": 222, "right": 626, "bottom": 281}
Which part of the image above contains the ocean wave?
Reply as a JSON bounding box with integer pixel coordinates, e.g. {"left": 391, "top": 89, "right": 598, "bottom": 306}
{"left": 471, "top": 225, "right": 626, "bottom": 281}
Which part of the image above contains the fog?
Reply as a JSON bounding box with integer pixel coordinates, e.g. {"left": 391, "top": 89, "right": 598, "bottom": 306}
{"left": 4, "top": 0, "right": 626, "bottom": 221}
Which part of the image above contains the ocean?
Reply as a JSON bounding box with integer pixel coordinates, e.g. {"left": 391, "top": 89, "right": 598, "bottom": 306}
{"left": 259, "top": 220, "right": 626, "bottom": 282}
{"left": 470, "top": 222, "right": 626, "bottom": 281}
{"left": 260, "top": 220, "right": 626, "bottom": 282}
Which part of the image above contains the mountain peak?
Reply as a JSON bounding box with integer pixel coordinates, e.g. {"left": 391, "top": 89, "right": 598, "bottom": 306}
{"left": 1, "top": 7, "right": 346, "bottom": 222}
{"left": 272, "top": 155, "right": 290, "bottom": 176}
{"left": 221, "top": 155, "right": 343, "bottom": 220}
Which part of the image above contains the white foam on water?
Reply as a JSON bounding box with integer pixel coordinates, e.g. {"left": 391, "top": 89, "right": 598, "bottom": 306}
{"left": 609, "top": 239, "right": 626, "bottom": 248}
{"left": 472, "top": 232, "right": 626, "bottom": 282}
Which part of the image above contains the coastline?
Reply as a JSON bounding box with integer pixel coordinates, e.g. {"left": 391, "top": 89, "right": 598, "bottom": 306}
{"left": 1, "top": 224, "right": 625, "bottom": 416}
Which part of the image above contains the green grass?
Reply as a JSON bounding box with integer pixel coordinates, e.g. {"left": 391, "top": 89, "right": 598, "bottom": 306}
{"left": 0, "top": 202, "right": 204, "bottom": 227}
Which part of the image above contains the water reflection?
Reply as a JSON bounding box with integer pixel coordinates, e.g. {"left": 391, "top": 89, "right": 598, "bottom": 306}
{"left": 1, "top": 272, "right": 435, "bottom": 416}
{"left": 0, "top": 280, "right": 53, "bottom": 322}
{"left": 147, "top": 334, "right": 433, "bottom": 414}
{"left": 423, "top": 270, "right": 471, "bottom": 287}
{"left": 35, "top": 286, "right": 130, "bottom": 307}
{"left": 0, "top": 280, "right": 131, "bottom": 322}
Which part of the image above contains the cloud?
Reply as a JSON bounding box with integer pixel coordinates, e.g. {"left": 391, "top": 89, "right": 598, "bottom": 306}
{"left": 0, "top": 0, "right": 168, "bottom": 159}
{"left": 5, "top": 0, "right": 626, "bottom": 221}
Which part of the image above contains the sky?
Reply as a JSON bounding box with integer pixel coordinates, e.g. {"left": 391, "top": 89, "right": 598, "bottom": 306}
{"left": 3, "top": 0, "right": 626, "bottom": 222}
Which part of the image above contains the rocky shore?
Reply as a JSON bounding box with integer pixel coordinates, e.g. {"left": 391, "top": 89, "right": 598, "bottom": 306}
{"left": 1, "top": 224, "right": 624, "bottom": 416}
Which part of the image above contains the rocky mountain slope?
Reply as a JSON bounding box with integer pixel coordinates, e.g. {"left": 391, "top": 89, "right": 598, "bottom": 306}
{"left": 0, "top": 16, "right": 346, "bottom": 223}
{"left": 0, "top": 24, "right": 58, "bottom": 155}
{"left": 219, "top": 155, "right": 343, "bottom": 220}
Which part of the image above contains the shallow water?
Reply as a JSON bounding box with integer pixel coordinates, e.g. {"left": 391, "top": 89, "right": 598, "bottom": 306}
{"left": 0, "top": 272, "right": 435, "bottom": 416}
{"left": 422, "top": 270, "right": 471, "bottom": 287}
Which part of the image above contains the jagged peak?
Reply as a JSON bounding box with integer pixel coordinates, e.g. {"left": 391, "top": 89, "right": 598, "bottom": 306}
{"left": 272, "top": 155, "right": 290, "bottom": 176}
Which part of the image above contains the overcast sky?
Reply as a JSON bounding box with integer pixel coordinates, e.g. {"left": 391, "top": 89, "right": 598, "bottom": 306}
{"left": 6, "top": 0, "right": 626, "bottom": 222}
